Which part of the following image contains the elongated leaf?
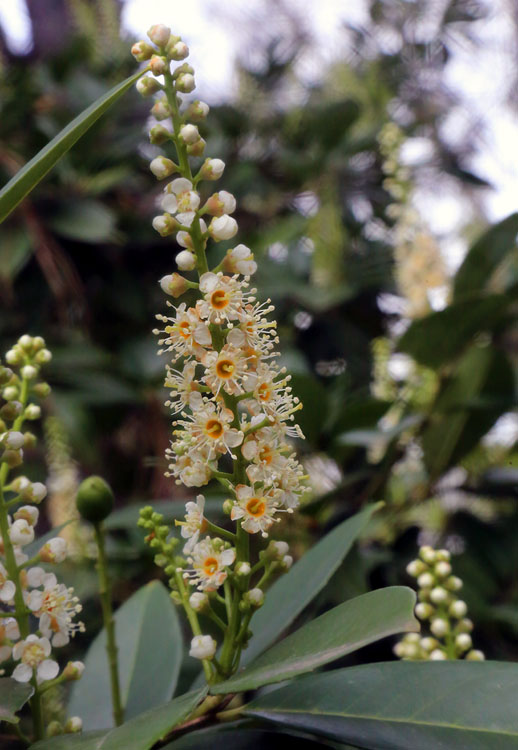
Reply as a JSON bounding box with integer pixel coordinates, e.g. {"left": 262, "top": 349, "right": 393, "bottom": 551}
{"left": 0, "top": 677, "right": 33, "bottom": 724}
{"left": 31, "top": 689, "right": 207, "bottom": 750}
{"left": 211, "top": 587, "right": 417, "bottom": 694}
{"left": 164, "top": 726, "right": 348, "bottom": 749}
{"left": 69, "top": 581, "right": 182, "bottom": 730}
{"left": 242, "top": 503, "right": 381, "bottom": 666}
{"left": 398, "top": 294, "right": 510, "bottom": 368}
{"left": 454, "top": 213, "right": 518, "bottom": 299}
{"left": 0, "top": 70, "right": 144, "bottom": 224}
{"left": 245, "top": 661, "right": 518, "bottom": 750}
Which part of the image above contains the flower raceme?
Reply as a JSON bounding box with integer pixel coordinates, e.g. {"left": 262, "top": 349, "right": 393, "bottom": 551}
{"left": 135, "top": 24, "right": 306, "bottom": 682}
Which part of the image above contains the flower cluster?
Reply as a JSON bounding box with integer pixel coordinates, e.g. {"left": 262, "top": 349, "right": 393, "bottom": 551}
{"left": 379, "top": 123, "right": 447, "bottom": 319}
{"left": 134, "top": 25, "right": 305, "bottom": 681}
{"left": 0, "top": 336, "right": 84, "bottom": 735}
{"left": 395, "top": 546, "right": 484, "bottom": 661}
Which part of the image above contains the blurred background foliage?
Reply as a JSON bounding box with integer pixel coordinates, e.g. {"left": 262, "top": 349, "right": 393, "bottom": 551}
{"left": 1, "top": 0, "right": 518, "bottom": 674}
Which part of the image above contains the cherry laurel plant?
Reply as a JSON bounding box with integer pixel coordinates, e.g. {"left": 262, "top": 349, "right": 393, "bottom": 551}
{"left": 133, "top": 24, "right": 306, "bottom": 683}
{"left": 0, "top": 337, "right": 85, "bottom": 741}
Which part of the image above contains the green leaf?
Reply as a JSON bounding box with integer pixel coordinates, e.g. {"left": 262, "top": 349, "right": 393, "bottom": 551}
{"left": 245, "top": 661, "right": 518, "bottom": 750}
{"left": 50, "top": 200, "right": 116, "bottom": 243}
{"left": 0, "top": 226, "right": 32, "bottom": 280}
{"left": 398, "top": 294, "right": 511, "bottom": 368}
{"left": 31, "top": 689, "right": 207, "bottom": 750}
{"left": 241, "top": 503, "right": 381, "bottom": 666}
{"left": 69, "top": 581, "right": 183, "bottom": 730}
{"left": 0, "top": 677, "right": 33, "bottom": 724}
{"left": 211, "top": 587, "right": 418, "bottom": 693}
{"left": 454, "top": 213, "right": 518, "bottom": 299}
{"left": 0, "top": 70, "right": 144, "bottom": 224}
{"left": 163, "top": 726, "right": 346, "bottom": 749}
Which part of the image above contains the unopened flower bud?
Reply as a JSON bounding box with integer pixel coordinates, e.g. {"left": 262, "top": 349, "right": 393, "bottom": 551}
{"left": 2, "top": 431, "right": 24, "bottom": 449}
{"left": 35, "top": 348, "right": 52, "bottom": 364}
{"left": 64, "top": 717, "right": 83, "bottom": 734}
{"left": 14, "top": 505, "right": 39, "bottom": 526}
{"left": 449, "top": 600, "right": 467, "bottom": 618}
{"left": 47, "top": 721, "right": 63, "bottom": 737}
{"left": 445, "top": 575, "right": 463, "bottom": 591}
{"left": 189, "top": 592, "right": 208, "bottom": 612}
{"left": 222, "top": 499, "right": 233, "bottom": 515}
{"left": 200, "top": 158, "right": 225, "bottom": 180}
{"left": 209, "top": 215, "right": 238, "bottom": 241}
{"left": 417, "top": 572, "right": 434, "bottom": 589}
{"left": 176, "top": 73, "right": 195, "bottom": 93}
{"left": 1, "top": 401, "right": 22, "bottom": 420}
{"left": 185, "top": 100, "right": 209, "bottom": 122}
{"left": 281, "top": 555, "right": 293, "bottom": 570}
{"left": 23, "top": 432, "right": 36, "bottom": 448}
{"left": 151, "top": 97, "right": 170, "bottom": 120}
{"left": 179, "top": 124, "right": 200, "bottom": 145}
{"left": 245, "top": 588, "right": 264, "bottom": 608}
{"left": 39, "top": 537, "right": 67, "bottom": 563}
{"left": 63, "top": 661, "right": 85, "bottom": 681}
{"left": 406, "top": 559, "right": 425, "bottom": 577}
{"left": 235, "top": 561, "right": 251, "bottom": 576}
{"left": 150, "top": 157, "right": 176, "bottom": 180}
{"left": 466, "top": 649, "right": 485, "bottom": 661}
{"left": 419, "top": 546, "right": 437, "bottom": 564}
{"left": 457, "top": 618, "right": 473, "bottom": 633}
{"left": 131, "top": 40, "right": 155, "bottom": 61}
{"left": 167, "top": 40, "right": 189, "bottom": 60}
{"left": 28, "top": 482, "right": 47, "bottom": 503}
{"left": 0, "top": 367, "right": 13, "bottom": 385}
{"left": 9, "top": 519, "right": 35, "bottom": 546}
{"left": 435, "top": 561, "right": 452, "bottom": 579}
{"left": 186, "top": 138, "right": 206, "bottom": 157}
{"left": 435, "top": 549, "right": 451, "bottom": 562}
{"left": 2, "top": 449, "right": 23, "bottom": 468}
{"left": 223, "top": 245, "right": 257, "bottom": 276}
{"left": 136, "top": 76, "right": 161, "bottom": 98}
{"left": 430, "top": 587, "right": 448, "bottom": 605}
{"left": 172, "top": 62, "right": 194, "bottom": 79}
{"left": 33, "top": 382, "right": 51, "bottom": 398}
{"left": 189, "top": 634, "right": 216, "bottom": 660}
{"left": 3, "top": 386, "right": 19, "bottom": 402}
{"left": 24, "top": 404, "right": 41, "bottom": 420}
{"left": 430, "top": 618, "right": 449, "bottom": 637}
{"left": 147, "top": 24, "right": 171, "bottom": 48}
{"left": 176, "top": 250, "right": 196, "bottom": 271}
{"left": 149, "top": 124, "right": 171, "bottom": 145}
{"left": 420, "top": 637, "right": 438, "bottom": 652}
{"left": 5, "top": 349, "right": 21, "bottom": 365}
{"left": 455, "top": 633, "right": 472, "bottom": 652}
{"left": 150, "top": 55, "right": 168, "bottom": 75}
{"left": 21, "top": 365, "right": 37, "bottom": 380}
{"left": 430, "top": 649, "right": 447, "bottom": 661}
{"left": 76, "top": 476, "right": 114, "bottom": 524}
{"left": 205, "top": 191, "right": 236, "bottom": 217}
{"left": 415, "top": 602, "right": 433, "bottom": 620}
{"left": 160, "top": 273, "right": 188, "bottom": 298}
{"left": 152, "top": 214, "right": 179, "bottom": 237}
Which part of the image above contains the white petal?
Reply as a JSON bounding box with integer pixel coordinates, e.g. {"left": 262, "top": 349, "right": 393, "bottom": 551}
{"left": 28, "top": 590, "right": 43, "bottom": 611}
{"left": 0, "top": 645, "right": 12, "bottom": 662}
{"left": 225, "top": 429, "right": 243, "bottom": 448}
{"left": 169, "top": 177, "right": 192, "bottom": 195}
{"left": 26, "top": 566, "right": 45, "bottom": 587}
{"left": 37, "top": 659, "right": 59, "bottom": 683}
{"left": 52, "top": 632, "right": 69, "bottom": 648}
{"left": 0, "top": 581, "right": 15, "bottom": 601}
{"left": 12, "top": 663, "right": 32, "bottom": 682}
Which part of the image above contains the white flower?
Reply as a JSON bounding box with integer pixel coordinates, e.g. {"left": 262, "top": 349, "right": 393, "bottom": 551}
{"left": 209, "top": 215, "right": 238, "bottom": 241}
{"left": 189, "top": 634, "right": 216, "bottom": 660}
{"left": 179, "top": 124, "right": 200, "bottom": 144}
{"left": 176, "top": 495, "right": 207, "bottom": 554}
{"left": 164, "top": 178, "right": 200, "bottom": 213}
{"left": 176, "top": 392, "right": 243, "bottom": 459}
{"left": 28, "top": 574, "right": 84, "bottom": 647}
{"left": 202, "top": 344, "right": 249, "bottom": 396}
{"left": 0, "top": 562, "right": 16, "bottom": 602}
{"left": 39, "top": 537, "right": 67, "bottom": 563}
{"left": 198, "top": 272, "right": 250, "bottom": 324}
{"left": 230, "top": 484, "right": 281, "bottom": 537}
{"left": 155, "top": 302, "right": 211, "bottom": 361}
{"left": 12, "top": 635, "right": 59, "bottom": 684}
{"left": 185, "top": 536, "right": 235, "bottom": 591}
{"left": 176, "top": 250, "right": 196, "bottom": 271}
{"left": 9, "top": 518, "right": 35, "bottom": 546}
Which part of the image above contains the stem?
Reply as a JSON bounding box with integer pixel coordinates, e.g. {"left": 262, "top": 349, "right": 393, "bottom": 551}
{"left": 93, "top": 523, "right": 124, "bottom": 727}
{"left": 175, "top": 571, "right": 214, "bottom": 683}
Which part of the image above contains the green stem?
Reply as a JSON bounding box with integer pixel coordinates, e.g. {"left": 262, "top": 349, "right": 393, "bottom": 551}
{"left": 93, "top": 523, "right": 124, "bottom": 727}
{"left": 175, "top": 571, "right": 214, "bottom": 683}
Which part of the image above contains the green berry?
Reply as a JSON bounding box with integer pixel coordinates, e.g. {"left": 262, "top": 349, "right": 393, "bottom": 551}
{"left": 76, "top": 476, "right": 114, "bottom": 524}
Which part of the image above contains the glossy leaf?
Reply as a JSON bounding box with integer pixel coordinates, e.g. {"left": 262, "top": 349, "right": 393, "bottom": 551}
{"left": 0, "top": 70, "right": 144, "bottom": 224}
{"left": 242, "top": 503, "right": 381, "bottom": 666}
{"left": 0, "top": 678, "right": 33, "bottom": 724}
{"left": 245, "top": 661, "right": 518, "bottom": 749}
{"left": 398, "top": 294, "right": 510, "bottom": 368}
{"left": 211, "top": 587, "right": 418, "bottom": 693}
{"left": 69, "top": 581, "right": 182, "bottom": 730}
{"left": 31, "top": 688, "right": 207, "bottom": 750}
{"left": 164, "top": 726, "right": 348, "bottom": 749}
{"left": 454, "top": 213, "right": 518, "bottom": 299}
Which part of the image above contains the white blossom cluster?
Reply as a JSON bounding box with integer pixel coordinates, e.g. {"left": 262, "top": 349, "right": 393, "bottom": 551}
{"left": 134, "top": 26, "right": 305, "bottom": 667}
{"left": 0, "top": 336, "right": 85, "bottom": 707}
{"left": 395, "top": 545, "right": 484, "bottom": 662}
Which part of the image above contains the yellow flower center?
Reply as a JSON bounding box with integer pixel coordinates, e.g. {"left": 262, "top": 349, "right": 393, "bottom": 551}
{"left": 203, "top": 556, "right": 219, "bottom": 576}
{"left": 23, "top": 644, "right": 45, "bottom": 667}
{"left": 205, "top": 419, "right": 224, "bottom": 439}
{"left": 257, "top": 383, "right": 271, "bottom": 401}
{"left": 211, "top": 290, "right": 229, "bottom": 310}
{"left": 246, "top": 498, "right": 266, "bottom": 517}
{"left": 216, "top": 359, "right": 235, "bottom": 379}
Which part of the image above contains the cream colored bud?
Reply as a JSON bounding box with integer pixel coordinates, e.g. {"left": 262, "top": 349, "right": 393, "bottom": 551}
{"left": 415, "top": 602, "right": 433, "bottom": 620}
{"left": 209, "top": 215, "right": 238, "bottom": 241}
{"left": 419, "top": 546, "right": 436, "bottom": 564}
{"left": 14, "top": 505, "right": 39, "bottom": 526}
{"left": 187, "top": 138, "right": 206, "bottom": 157}
{"left": 430, "top": 649, "right": 447, "bottom": 661}
{"left": 64, "top": 717, "right": 83, "bottom": 733}
{"left": 445, "top": 575, "right": 463, "bottom": 592}
{"left": 235, "top": 561, "right": 251, "bottom": 576}
{"left": 151, "top": 98, "right": 170, "bottom": 120}
{"left": 152, "top": 214, "right": 178, "bottom": 237}
{"left": 189, "top": 634, "right": 216, "bottom": 660}
{"left": 20, "top": 365, "right": 37, "bottom": 380}
{"left": 35, "top": 349, "right": 51, "bottom": 364}
{"left": 5, "top": 349, "right": 21, "bottom": 365}
{"left": 175, "top": 250, "right": 196, "bottom": 271}
{"left": 430, "top": 618, "right": 449, "bottom": 637}
{"left": 150, "top": 157, "right": 176, "bottom": 180}
{"left": 2, "top": 431, "right": 24, "bottom": 449}
{"left": 281, "top": 555, "right": 293, "bottom": 570}
{"left": 466, "top": 649, "right": 485, "bottom": 661}
{"left": 435, "top": 561, "right": 452, "bottom": 579}
{"left": 449, "top": 600, "right": 467, "bottom": 618}
{"left": 245, "top": 588, "right": 264, "bottom": 608}
{"left": 458, "top": 618, "right": 473, "bottom": 633}
{"left": 455, "top": 633, "right": 472, "bottom": 652}
{"left": 417, "top": 572, "right": 434, "bottom": 589}
{"left": 39, "top": 537, "right": 67, "bottom": 563}
{"left": 179, "top": 124, "right": 200, "bottom": 144}
{"left": 136, "top": 76, "right": 161, "bottom": 97}
{"left": 185, "top": 100, "right": 209, "bottom": 121}
{"left": 131, "top": 40, "right": 154, "bottom": 61}
{"left": 436, "top": 549, "right": 451, "bottom": 562}
{"left": 147, "top": 24, "right": 171, "bottom": 47}
{"left": 18, "top": 335, "right": 33, "bottom": 349}
{"left": 159, "top": 273, "right": 188, "bottom": 298}
{"left": 149, "top": 124, "right": 171, "bottom": 145}
{"left": 3, "top": 386, "right": 19, "bottom": 402}
{"left": 150, "top": 55, "right": 168, "bottom": 75}
{"left": 200, "top": 158, "right": 225, "bottom": 180}
{"left": 176, "top": 73, "right": 195, "bottom": 93}
{"left": 168, "top": 40, "right": 189, "bottom": 60}
{"left": 430, "top": 586, "right": 448, "bottom": 605}
{"left": 24, "top": 404, "right": 41, "bottom": 420}
{"left": 63, "top": 661, "right": 85, "bottom": 681}
{"left": 420, "top": 637, "right": 438, "bottom": 652}
{"left": 189, "top": 592, "right": 208, "bottom": 612}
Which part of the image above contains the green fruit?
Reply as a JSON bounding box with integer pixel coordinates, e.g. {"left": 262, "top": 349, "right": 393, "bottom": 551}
{"left": 76, "top": 476, "right": 114, "bottom": 524}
